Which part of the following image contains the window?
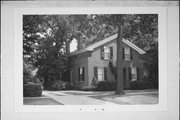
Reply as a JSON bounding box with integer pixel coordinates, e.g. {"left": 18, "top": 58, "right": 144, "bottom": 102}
{"left": 101, "top": 46, "right": 113, "bottom": 60}
{"left": 94, "top": 67, "right": 107, "bottom": 81}
{"left": 79, "top": 67, "right": 85, "bottom": 81}
{"left": 104, "top": 46, "right": 110, "bottom": 60}
{"left": 131, "top": 67, "right": 137, "bottom": 81}
{"left": 124, "top": 47, "right": 131, "bottom": 61}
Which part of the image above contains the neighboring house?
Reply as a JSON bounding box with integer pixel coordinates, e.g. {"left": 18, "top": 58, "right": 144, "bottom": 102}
{"left": 68, "top": 34, "right": 146, "bottom": 89}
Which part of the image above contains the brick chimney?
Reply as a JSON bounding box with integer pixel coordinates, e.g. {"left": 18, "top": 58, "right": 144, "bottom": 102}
{"left": 77, "top": 37, "right": 84, "bottom": 50}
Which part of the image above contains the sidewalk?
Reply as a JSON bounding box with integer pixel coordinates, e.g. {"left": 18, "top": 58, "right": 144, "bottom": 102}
{"left": 43, "top": 91, "right": 119, "bottom": 105}
{"left": 42, "top": 89, "right": 158, "bottom": 105}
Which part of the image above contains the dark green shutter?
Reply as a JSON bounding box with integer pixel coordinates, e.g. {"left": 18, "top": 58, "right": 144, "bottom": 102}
{"left": 101, "top": 47, "right": 104, "bottom": 59}
{"left": 130, "top": 49, "right": 133, "bottom": 60}
{"left": 104, "top": 67, "right": 107, "bottom": 81}
{"left": 128, "top": 67, "right": 131, "bottom": 81}
{"left": 110, "top": 47, "right": 113, "bottom": 59}
{"left": 137, "top": 68, "right": 139, "bottom": 81}
{"left": 123, "top": 48, "right": 125, "bottom": 60}
{"left": 94, "top": 67, "right": 97, "bottom": 79}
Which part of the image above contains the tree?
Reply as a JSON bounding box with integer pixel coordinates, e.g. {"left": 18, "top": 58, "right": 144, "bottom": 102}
{"left": 23, "top": 14, "right": 158, "bottom": 91}
{"left": 23, "top": 15, "right": 75, "bottom": 89}
{"left": 75, "top": 14, "right": 158, "bottom": 94}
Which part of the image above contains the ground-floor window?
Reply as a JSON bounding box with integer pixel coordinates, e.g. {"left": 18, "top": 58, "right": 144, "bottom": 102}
{"left": 94, "top": 67, "right": 107, "bottom": 81}
{"left": 131, "top": 67, "right": 137, "bottom": 81}
{"left": 78, "top": 67, "right": 85, "bottom": 81}
{"left": 97, "top": 68, "right": 103, "bottom": 81}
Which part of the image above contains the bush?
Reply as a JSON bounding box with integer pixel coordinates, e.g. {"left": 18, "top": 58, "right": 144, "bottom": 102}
{"left": 81, "top": 86, "right": 96, "bottom": 91}
{"left": 130, "top": 81, "right": 153, "bottom": 90}
{"left": 47, "top": 81, "right": 72, "bottom": 90}
{"left": 23, "top": 83, "right": 42, "bottom": 97}
{"left": 96, "top": 81, "right": 116, "bottom": 91}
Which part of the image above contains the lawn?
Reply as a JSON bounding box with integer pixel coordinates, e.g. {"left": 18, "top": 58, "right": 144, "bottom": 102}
{"left": 23, "top": 96, "right": 63, "bottom": 105}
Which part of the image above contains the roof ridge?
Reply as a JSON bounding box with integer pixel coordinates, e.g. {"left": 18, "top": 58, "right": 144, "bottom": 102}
{"left": 70, "top": 34, "right": 145, "bottom": 56}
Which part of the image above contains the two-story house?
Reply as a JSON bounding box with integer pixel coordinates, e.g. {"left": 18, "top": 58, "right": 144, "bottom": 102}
{"left": 68, "top": 34, "right": 145, "bottom": 89}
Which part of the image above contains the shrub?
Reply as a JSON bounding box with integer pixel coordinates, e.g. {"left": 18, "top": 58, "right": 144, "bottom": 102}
{"left": 23, "top": 83, "right": 42, "bottom": 97}
{"left": 130, "top": 81, "right": 153, "bottom": 90}
{"left": 96, "top": 81, "right": 116, "bottom": 91}
{"left": 81, "top": 86, "right": 96, "bottom": 91}
{"left": 47, "top": 81, "right": 72, "bottom": 90}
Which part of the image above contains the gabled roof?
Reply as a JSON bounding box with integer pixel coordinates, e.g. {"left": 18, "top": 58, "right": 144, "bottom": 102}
{"left": 70, "top": 34, "right": 146, "bottom": 56}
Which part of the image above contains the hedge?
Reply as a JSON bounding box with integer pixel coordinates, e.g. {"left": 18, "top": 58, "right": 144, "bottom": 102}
{"left": 130, "top": 81, "right": 153, "bottom": 90}
{"left": 95, "top": 81, "right": 116, "bottom": 91}
{"left": 94, "top": 80, "right": 153, "bottom": 91}
{"left": 80, "top": 86, "right": 96, "bottom": 91}
{"left": 23, "top": 83, "right": 42, "bottom": 97}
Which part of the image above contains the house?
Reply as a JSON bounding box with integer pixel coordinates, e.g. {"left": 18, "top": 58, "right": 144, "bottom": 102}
{"left": 68, "top": 34, "right": 146, "bottom": 89}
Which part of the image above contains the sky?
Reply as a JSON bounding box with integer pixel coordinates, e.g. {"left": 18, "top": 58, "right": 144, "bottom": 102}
{"left": 70, "top": 38, "right": 77, "bottom": 52}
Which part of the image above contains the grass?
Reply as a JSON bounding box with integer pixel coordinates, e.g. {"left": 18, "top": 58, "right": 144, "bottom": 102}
{"left": 23, "top": 97, "right": 63, "bottom": 105}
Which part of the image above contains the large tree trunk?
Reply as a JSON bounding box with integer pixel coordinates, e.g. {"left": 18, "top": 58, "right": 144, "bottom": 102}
{"left": 115, "top": 25, "right": 124, "bottom": 95}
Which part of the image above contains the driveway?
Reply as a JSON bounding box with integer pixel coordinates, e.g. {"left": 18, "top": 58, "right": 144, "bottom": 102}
{"left": 24, "top": 89, "right": 158, "bottom": 105}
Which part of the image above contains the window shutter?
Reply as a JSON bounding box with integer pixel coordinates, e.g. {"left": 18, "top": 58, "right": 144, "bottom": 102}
{"left": 82, "top": 67, "right": 85, "bottom": 81}
{"left": 110, "top": 47, "right": 113, "bottom": 59}
{"left": 101, "top": 47, "right": 104, "bottom": 59}
{"left": 137, "top": 67, "right": 139, "bottom": 81}
{"left": 130, "top": 49, "right": 133, "bottom": 60}
{"left": 94, "top": 67, "right": 97, "bottom": 79}
{"left": 128, "top": 67, "right": 131, "bottom": 81}
{"left": 78, "top": 68, "right": 80, "bottom": 81}
{"left": 104, "top": 67, "right": 107, "bottom": 81}
{"left": 123, "top": 48, "right": 125, "bottom": 60}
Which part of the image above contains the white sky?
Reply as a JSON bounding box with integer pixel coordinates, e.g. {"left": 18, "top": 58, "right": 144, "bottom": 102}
{"left": 70, "top": 38, "right": 77, "bottom": 52}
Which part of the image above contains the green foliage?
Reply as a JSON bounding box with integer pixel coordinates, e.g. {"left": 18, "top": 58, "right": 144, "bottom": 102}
{"left": 23, "top": 83, "right": 42, "bottom": 97}
{"left": 130, "top": 81, "right": 153, "bottom": 90}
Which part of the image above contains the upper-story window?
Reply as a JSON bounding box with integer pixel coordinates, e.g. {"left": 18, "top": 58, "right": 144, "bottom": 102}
{"left": 124, "top": 47, "right": 130, "bottom": 60}
{"left": 123, "top": 47, "right": 133, "bottom": 61}
{"left": 101, "top": 46, "right": 113, "bottom": 60}
{"left": 104, "top": 46, "right": 110, "bottom": 59}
